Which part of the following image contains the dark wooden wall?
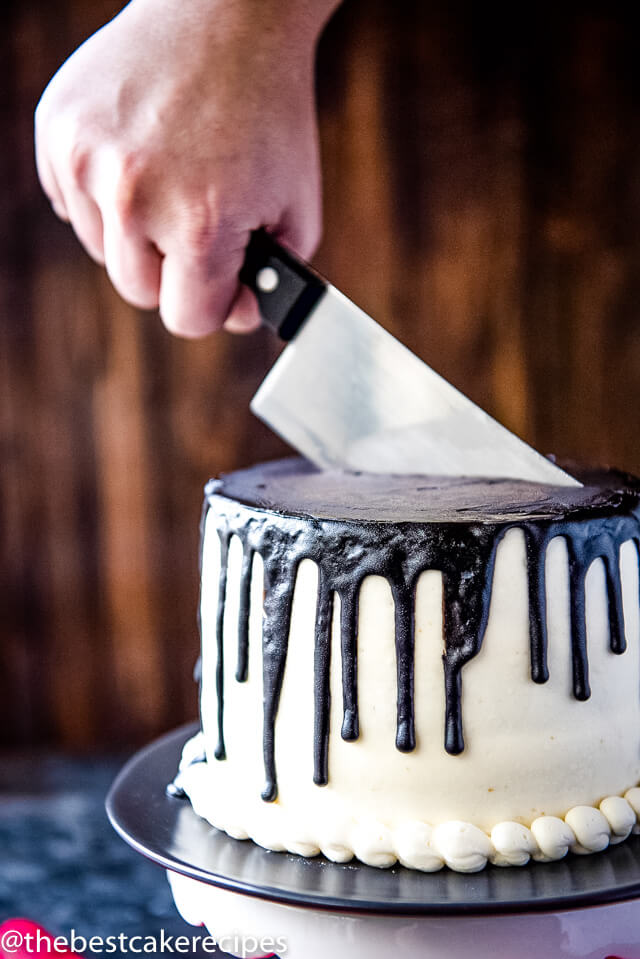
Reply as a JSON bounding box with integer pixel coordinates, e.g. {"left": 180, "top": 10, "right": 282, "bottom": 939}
{"left": 2, "top": 2, "right": 640, "bottom": 748}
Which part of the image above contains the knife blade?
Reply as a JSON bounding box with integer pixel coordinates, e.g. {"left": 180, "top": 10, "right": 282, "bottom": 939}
{"left": 240, "top": 230, "right": 581, "bottom": 487}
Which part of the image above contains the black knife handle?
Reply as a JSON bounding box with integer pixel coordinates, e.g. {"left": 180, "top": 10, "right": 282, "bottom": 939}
{"left": 239, "top": 230, "right": 327, "bottom": 341}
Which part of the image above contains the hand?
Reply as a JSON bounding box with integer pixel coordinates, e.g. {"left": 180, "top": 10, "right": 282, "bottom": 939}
{"left": 35, "top": 0, "right": 337, "bottom": 337}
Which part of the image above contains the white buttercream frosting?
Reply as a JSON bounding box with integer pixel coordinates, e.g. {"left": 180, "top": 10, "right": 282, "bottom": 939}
{"left": 182, "top": 502, "right": 640, "bottom": 873}
{"left": 178, "top": 740, "right": 640, "bottom": 872}
{"left": 565, "top": 806, "right": 610, "bottom": 855}
{"left": 600, "top": 795, "right": 636, "bottom": 843}
{"left": 490, "top": 821, "right": 538, "bottom": 867}
{"left": 530, "top": 816, "right": 574, "bottom": 861}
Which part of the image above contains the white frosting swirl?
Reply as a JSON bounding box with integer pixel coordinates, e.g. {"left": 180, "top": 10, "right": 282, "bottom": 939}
{"left": 530, "top": 816, "right": 574, "bottom": 861}
{"left": 351, "top": 821, "right": 397, "bottom": 868}
{"left": 624, "top": 788, "right": 640, "bottom": 835}
{"left": 490, "top": 822, "right": 538, "bottom": 866}
{"left": 565, "top": 806, "right": 610, "bottom": 855}
{"left": 394, "top": 821, "right": 444, "bottom": 872}
{"left": 418, "top": 822, "right": 491, "bottom": 873}
{"left": 600, "top": 795, "right": 635, "bottom": 844}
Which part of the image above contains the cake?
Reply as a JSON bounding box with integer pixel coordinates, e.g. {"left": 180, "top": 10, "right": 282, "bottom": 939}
{"left": 171, "top": 457, "right": 640, "bottom": 873}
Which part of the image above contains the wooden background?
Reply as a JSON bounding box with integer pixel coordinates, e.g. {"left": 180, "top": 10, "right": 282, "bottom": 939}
{"left": 2, "top": 2, "right": 640, "bottom": 748}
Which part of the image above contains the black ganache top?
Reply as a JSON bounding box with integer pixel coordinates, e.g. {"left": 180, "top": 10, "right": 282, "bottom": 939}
{"left": 200, "top": 457, "right": 640, "bottom": 804}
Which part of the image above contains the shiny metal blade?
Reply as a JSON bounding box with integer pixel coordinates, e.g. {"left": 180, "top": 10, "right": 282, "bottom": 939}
{"left": 251, "top": 287, "right": 581, "bottom": 486}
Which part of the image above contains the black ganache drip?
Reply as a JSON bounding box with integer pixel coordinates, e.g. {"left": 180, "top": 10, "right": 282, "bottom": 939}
{"left": 200, "top": 457, "right": 640, "bottom": 804}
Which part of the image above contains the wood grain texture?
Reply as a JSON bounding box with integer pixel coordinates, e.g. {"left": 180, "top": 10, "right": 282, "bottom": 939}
{"left": 2, "top": 1, "right": 639, "bottom": 747}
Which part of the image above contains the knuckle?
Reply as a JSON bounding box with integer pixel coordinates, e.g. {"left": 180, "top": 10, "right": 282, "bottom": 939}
{"left": 182, "top": 205, "right": 219, "bottom": 261}
{"left": 67, "top": 138, "right": 91, "bottom": 188}
{"left": 180, "top": 195, "right": 245, "bottom": 267}
{"left": 111, "top": 152, "right": 147, "bottom": 230}
{"left": 184, "top": 224, "right": 215, "bottom": 262}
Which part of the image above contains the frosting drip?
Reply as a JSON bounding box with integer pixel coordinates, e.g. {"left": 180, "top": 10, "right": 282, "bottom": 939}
{"left": 202, "top": 458, "right": 640, "bottom": 802}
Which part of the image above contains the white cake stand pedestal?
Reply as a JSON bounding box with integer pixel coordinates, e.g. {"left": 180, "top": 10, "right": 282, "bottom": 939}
{"left": 168, "top": 870, "right": 640, "bottom": 959}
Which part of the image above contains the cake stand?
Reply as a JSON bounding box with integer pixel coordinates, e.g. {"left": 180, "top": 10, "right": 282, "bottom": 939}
{"left": 106, "top": 724, "right": 640, "bottom": 959}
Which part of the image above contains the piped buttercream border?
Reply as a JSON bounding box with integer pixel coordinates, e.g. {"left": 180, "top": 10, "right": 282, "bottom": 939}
{"left": 173, "top": 734, "right": 640, "bottom": 874}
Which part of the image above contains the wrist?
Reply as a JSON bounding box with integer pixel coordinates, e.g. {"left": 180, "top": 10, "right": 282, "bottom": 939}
{"left": 267, "top": 0, "right": 342, "bottom": 39}
{"left": 216, "top": 0, "right": 342, "bottom": 53}
{"left": 123, "top": 0, "right": 341, "bottom": 70}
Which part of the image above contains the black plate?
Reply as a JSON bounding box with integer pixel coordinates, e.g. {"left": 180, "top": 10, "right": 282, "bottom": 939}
{"left": 106, "top": 723, "right": 640, "bottom": 917}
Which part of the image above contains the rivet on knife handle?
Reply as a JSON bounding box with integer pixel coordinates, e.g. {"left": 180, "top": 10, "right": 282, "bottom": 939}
{"left": 239, "top": 230, "right": 327, "bottom": 341}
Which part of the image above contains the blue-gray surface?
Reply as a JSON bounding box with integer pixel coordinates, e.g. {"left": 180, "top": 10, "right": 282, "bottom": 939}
{"left": 0, "top": 752, "right": 228, "bottom": 957}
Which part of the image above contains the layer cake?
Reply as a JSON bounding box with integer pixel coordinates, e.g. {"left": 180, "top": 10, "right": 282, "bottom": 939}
{"left": 173, "top": 458, "right": 640, "bottom": 872}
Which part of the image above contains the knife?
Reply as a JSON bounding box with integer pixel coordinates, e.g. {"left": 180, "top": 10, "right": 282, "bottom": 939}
{"left": 240, "top": 230, "right": 581, "bottom": 487}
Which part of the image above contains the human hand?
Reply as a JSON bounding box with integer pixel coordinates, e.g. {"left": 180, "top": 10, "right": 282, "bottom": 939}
{"left": 35, "top": 0, "right": 338, "bottom": 337}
